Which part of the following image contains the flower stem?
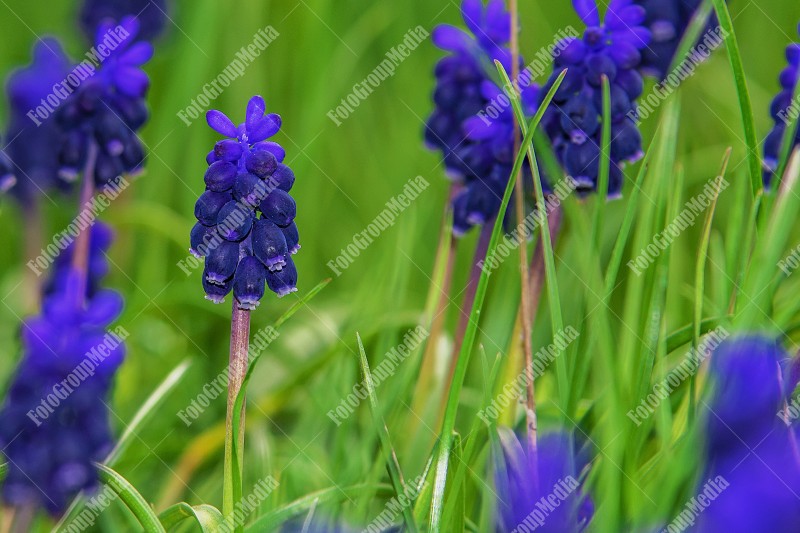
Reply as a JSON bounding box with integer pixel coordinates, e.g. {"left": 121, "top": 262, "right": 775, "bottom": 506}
{"left": 223, "top": 302, "right": 250, "bottom": 519}
{"left": 22, "top": 200, "right": 43, "bottom": 313}
{"left": 71, "top": 140, "right": 98, "bottom": 302}
{"left": 508, "top": 0, "right": 538, "bottom": 448}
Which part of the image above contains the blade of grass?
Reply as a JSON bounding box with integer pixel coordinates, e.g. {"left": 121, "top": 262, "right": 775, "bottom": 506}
{"left": 245, "top": 484, "right": 394, "bottom": 532}
{"left": 591, "top": 76, "right": 612, "bottom": 249}
{"left": 496, "top": 63, "right": 570, "bottom": 412}
{"left": 95, "top": 464, "right": 165, "bottom": 533}
{"left": 356, "top": 333, "right": 419, "bottom": 533}
{"left": 709, "top": 0, "right": 763, "bottom": 197}
{"left": 689, "top": 149, "right": 730, "bottom": 422}
{"left": 428, "top": 69, "right": 568, "bottom": 533}
{"left": 158, "top": 503, "right": 225, "bottom": 532}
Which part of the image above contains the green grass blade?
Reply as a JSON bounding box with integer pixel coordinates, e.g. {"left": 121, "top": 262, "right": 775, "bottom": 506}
{"left": 245, "top": 484, "right": 394, "bottom": 532}
{"left": 356, "top": 333, "right": 419, "bottom": 533}
{"left": 158, "top": 503, "right": 225, "bottom": 532}
{"left": 428, "top": 68, "right": 568, "bottom": 533}
{"left": 496, "top": 63, "right": 570, "bottom": 410}
{"left": 95, "top": 464, "right": 165, "bottom": 533}
{"left": 106, "top": 359, "right": 192, "bottom": 466}
{"left": 709, "top": 0, "right": 763, "bottom": 197}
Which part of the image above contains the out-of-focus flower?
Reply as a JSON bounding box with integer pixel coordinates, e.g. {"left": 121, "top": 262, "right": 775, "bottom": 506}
{"left": 0, "top": 137, "right": 15, "bottom": 193}
{"left": 425, "top": 0, "right": 539, "bottom": 236}
{"left": 678, "top": 336, "right": 800, "bottom": 532}
{"left": 79, "top": 0, "right": 169, "bottom": 42}
{"left": 494, "top": 428, "right": 593, "bottom": 532}
{"left": 0, "top": 230, "right": 125, "bottom": 515}
{"left": 764, "top": 23, "right": 800, "bottom": 186}
{"left": 633, "top": 0, "right": 719, "bottom": 80}
{"left": 2, "top": 38, "right": 72, "bottom": 203}
{"left": 193, "top": 95, "right": 299, "bottom": 309}
{"left": 540, "top": 0, "right": 650, "bottom": 197}
{"left": 57, "top": 16, "right": 152, "bottom": 185}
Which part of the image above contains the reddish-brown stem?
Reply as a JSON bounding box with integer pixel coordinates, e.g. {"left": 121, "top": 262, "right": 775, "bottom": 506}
{"left": 71, "top": 141, "right": 98, "bottom": 303}
{"left": 223, "top": 301, "right": 250, "bottom": 515}
{"left": 22, "top": 200, "right": 43, "bottom": 313}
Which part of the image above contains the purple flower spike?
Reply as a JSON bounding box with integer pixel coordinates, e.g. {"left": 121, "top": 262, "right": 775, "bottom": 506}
{"left": 0, "top": 228, "right": 125, "bottom": 515}
{"left": 425, "top": 0, "right": 542, "bottom": 236}
{"left": 764, "top": 24, "right": 800, "bottom": 186}
{"left": 3, "top": 38, "right": 72, "bottom": 204}
{"left": 193, "top": 96, "right": 300, "bottom": 307}
{"left": 55, "top": 16, "right": 152, "bottom": 188}
{"left": 538, "top": 0, "right": 649, "bottom": 197}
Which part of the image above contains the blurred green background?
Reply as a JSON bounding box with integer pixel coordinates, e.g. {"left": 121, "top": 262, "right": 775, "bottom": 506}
{"left": 1, "top": 0, "right": 800, "bottom": 530}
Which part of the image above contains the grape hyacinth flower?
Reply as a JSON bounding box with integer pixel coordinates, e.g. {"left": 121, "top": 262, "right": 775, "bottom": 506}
{"left": 0, "top": 230, "right": 125, "bottom": 515}
{"left": 192, "top": 95, "right": 299, "bottom": 309}
{"left": 425, "top": 0, "right": 538, "bottom": 236}
{"left": 763, "top": 23, "right": 800, "bottom": 186}
{"left": 80, "top": 0, "right": 169, "bottom": 42}
{"left": 57, "top": 16, "right": 152, "bottom": 185}
{"left": 682, "top": 336, "right": 800, "bottom": 532}
{"left": 540, "top": 0, "right": 650, "bottom": 196}
{"left": 2, "top": 38, "right": 72, "bottom": 203}
{"left": 494, "top": 429, "right": 593, "bottom": 532}
{"left": 633, "top": 0, "right": 718, "bottom": 80}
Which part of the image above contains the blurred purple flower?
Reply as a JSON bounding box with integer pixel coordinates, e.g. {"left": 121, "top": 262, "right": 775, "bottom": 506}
{"left": 2, "top": 37, "right": 72, "bottom": 204}
{"left": 57, "top": 16, "right": 152, "bottom": 185}
{"left": 194, "top": 95, "right": 299, "bottom": 308}
{"left": 494, "top": 429, "right": 593, "bottom": 532}
{"left": 633, "top": 0, "right": 719, "bottom": 80}
{"left": 425, "top": 0, "right": 539, "bottom": 236}
{"left": 674, "top": 336, "right": 800, "bottom": 532}
{"left": 540, "top": 0, "right": 650, "bottom": 197}
{"left": 764, "top": 23, "right": 800, "bottom": 186}
{"left": 0, "top": 229, "right": 125, "bottom": 515}
{"left": 80, "top": 0, "right": 169, "bottom": 42}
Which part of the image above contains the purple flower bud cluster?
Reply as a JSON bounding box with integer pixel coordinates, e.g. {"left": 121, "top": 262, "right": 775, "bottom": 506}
{"left": 192, "top": 96, "right": 299, "bottom": 309}
{"left": 0, "top": 227, "right": 125, "bottom": 515}
{"left": 540, "top": 0, "right": 650, "bottom": 197}
{"left": 425, "top": 0, "right": 539, "bottom": 237}
{"left": 0, "top": 137, "right": 14, "bottom": 193}
{"left": 80, "top": 0, "right": 169, "bottom": 43}
{"left": 764, "top": 24, "right": 800, "bottom": 186}
{"left": 634, "top": 0, "right": 717, "bottom": 80}
{"left": 2, "top": 38, "right": 73, "bottom": 203}
{"left": 494, "top": 429, "right": 594, "bottom": 532}
{"left": 687, "top": 336, "right": 800, "bottom": 531}
{"left": 56, "top": 17, "right": 152, "bottom": 186}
